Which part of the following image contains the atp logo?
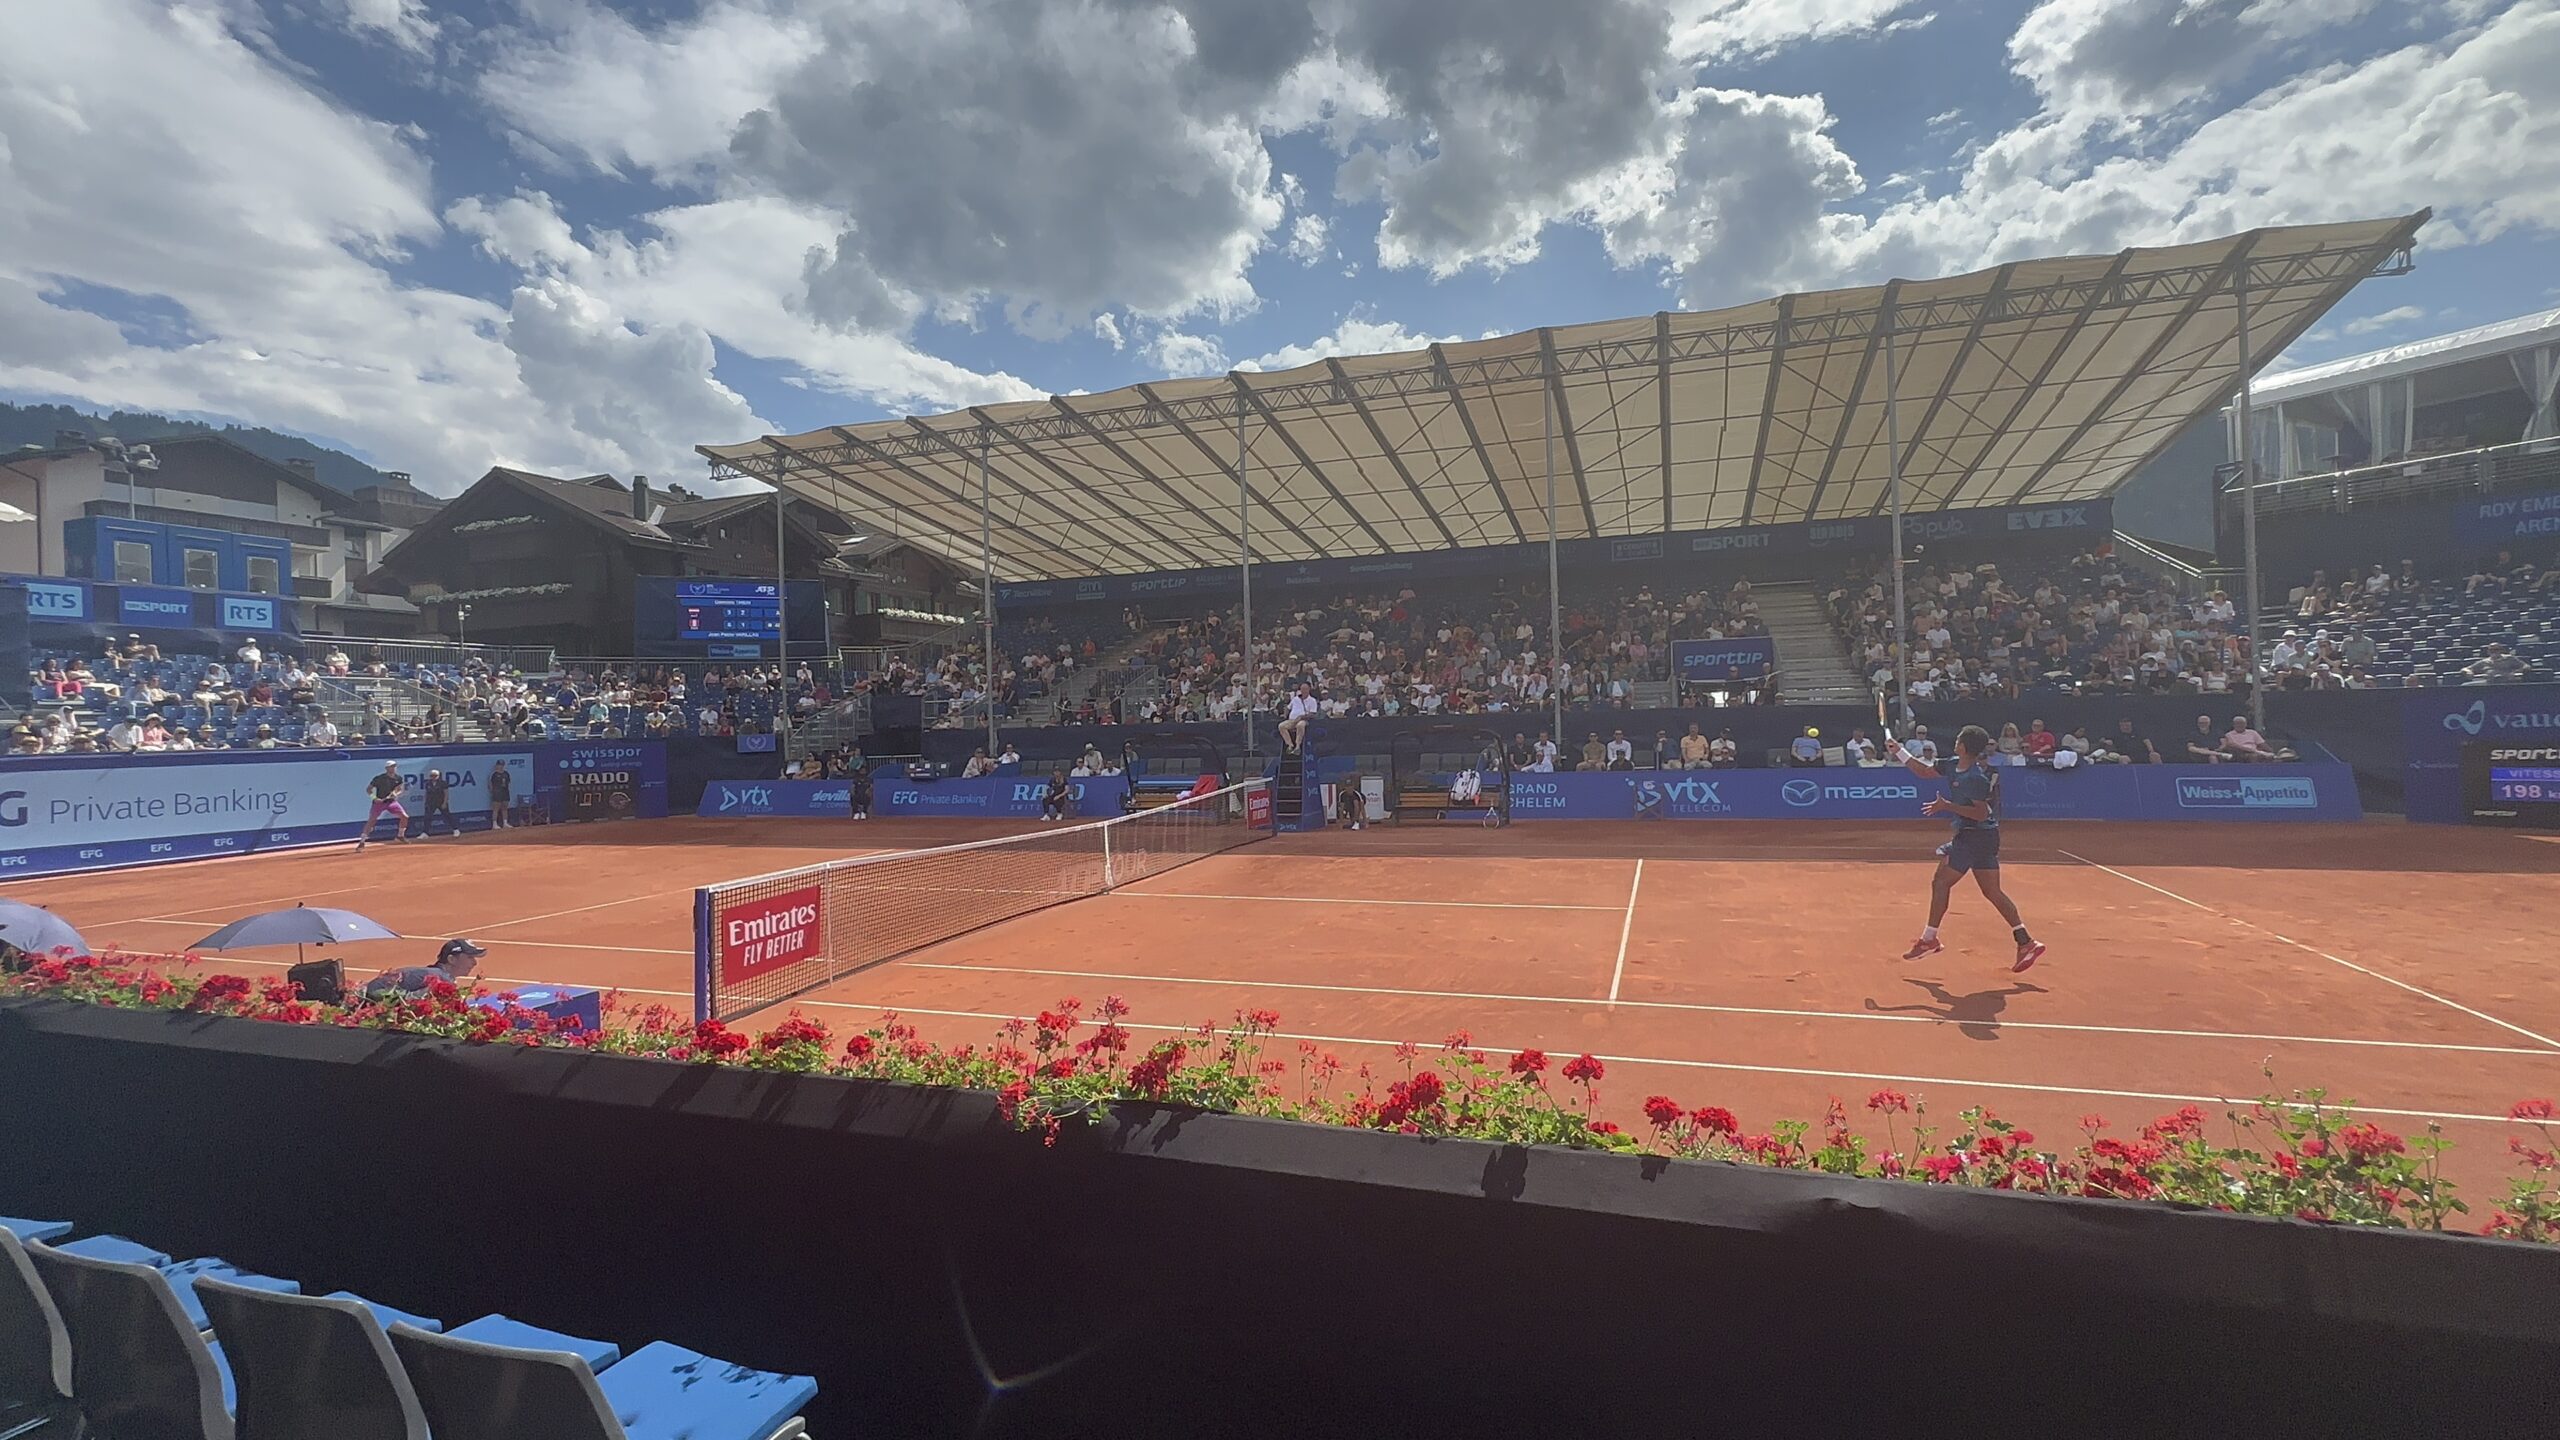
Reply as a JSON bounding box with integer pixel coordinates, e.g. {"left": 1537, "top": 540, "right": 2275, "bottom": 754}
{"left": 1781, "top": 779, "right": 1822, "bottom": 808}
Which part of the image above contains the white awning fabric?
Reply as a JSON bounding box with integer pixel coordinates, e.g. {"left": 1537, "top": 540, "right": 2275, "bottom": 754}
{"left": 703, "top": 214, "right": 2426, "bottom": 582}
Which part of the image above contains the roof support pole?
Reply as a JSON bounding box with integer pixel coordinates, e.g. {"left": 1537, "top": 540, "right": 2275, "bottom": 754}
{"left": 774, "top": 473, "right": 791, "bottom": 750}
{"left": 981, "top": 433, "right": 999, "bottom": 755}
{"left": 1881, "top": 304, "right": 1912, "bottom": 729}
{"left": 1546, "top": 367, "right": 1564, "bottom": 748}
{"left": 1237, "top": 394, "right": 1255, "bottom": 757}
{"left": 2235, "top": 270, "right": 2266, "bottom": 735}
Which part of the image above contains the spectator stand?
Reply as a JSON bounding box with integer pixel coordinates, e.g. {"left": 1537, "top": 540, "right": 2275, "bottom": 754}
{"left": 1388, "top": 726, "right": 1511, "bottom": 827}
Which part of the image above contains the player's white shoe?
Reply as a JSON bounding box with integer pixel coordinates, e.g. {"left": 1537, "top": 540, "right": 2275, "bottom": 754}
{"left": 2013, "top": 941, "right": 2046, "bottom": 974}
{"left": 1901, "top": 935, "right": 1943, "bottom": 961}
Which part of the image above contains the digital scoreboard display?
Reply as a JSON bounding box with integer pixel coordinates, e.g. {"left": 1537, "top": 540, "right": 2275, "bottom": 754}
{"left": 2464, "top": 743, "right": 2560, "bottom": 828}
{"left": 675, "top": 581, "right": 781, "bottom": 642}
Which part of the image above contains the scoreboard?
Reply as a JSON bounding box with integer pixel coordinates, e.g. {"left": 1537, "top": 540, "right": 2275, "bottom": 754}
{"left": 2463, "top": 742, "right": 2560, "bottom": 828}
{"left": 675, "top": 581, "right": 781, "bottom": 642}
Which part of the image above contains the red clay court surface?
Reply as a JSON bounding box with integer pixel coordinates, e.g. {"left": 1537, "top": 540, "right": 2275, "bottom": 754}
{"left": 17, "top": 816, "right": 2560, "bottom": 1195}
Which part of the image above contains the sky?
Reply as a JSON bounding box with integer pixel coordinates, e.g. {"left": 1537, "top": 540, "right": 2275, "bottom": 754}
{"left": 2, "top": 0, "right": 2556, "bottom": 496}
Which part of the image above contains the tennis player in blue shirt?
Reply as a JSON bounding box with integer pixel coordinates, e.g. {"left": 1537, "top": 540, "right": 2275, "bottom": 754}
{"left": 1888, "top": 724, "right": 2044, "bottom": 973}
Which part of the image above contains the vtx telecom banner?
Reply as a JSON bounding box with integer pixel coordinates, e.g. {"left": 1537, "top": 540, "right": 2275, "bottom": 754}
{"left": 1494, "top": 765, "right": 2360, "bottom": 822}
{"left": 696, "top": 775, "right": 1123, "bottom": 819}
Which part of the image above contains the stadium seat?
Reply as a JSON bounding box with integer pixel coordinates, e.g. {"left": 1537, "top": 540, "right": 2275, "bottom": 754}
{"left": 0, "top": 1223, "right": 69, "bottom": 1246}
{"left": 23, "top": 1241, "right": 236, "bottom": 1437}
{"left": 323, "top": 1291, "right": 445, "bottom": 1335}
{"left": 445, "top": 1314, "right": 622, "bottom": 1371}
{"left": 0, "top": 1230, "right": 76, "bottom": 1437}
{"left": 51, "top": 1237, "right": 298, "bottom": 1331}
{"left": 194, "top": 1276, "right": 429, "bottom": 1440}
{"left": 388, "top": 1325, "right": 815, "bottom": 1440}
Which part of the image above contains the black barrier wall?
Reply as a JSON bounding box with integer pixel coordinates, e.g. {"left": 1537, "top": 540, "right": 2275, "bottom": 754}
{"left": 3, "top": 1002, "right": 2552, "bottom": 1437}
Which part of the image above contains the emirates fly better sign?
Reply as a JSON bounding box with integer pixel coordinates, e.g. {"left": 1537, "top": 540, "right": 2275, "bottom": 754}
{"left": 718, "top": 884, "right": 824, "bottom": 985}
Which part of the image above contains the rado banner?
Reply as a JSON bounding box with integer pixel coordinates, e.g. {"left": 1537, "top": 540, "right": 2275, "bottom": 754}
{"left": 545, "top": 741, "right": 666, "bottom": 822}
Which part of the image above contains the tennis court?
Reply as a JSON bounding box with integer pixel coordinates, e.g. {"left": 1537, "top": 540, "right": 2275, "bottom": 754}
{"left": 18, "top": 810, "right": 2560, "bottom": 1195}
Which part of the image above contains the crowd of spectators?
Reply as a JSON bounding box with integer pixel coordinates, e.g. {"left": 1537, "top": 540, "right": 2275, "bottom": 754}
{"left": 1114, "top": 579, "right": 1770, "bottom": 724}
{"left": 2278, "top": 547, "right": 2558, "bottom": 687}
{"left": 1828, "top": 548, "right": 2259, "bottom": 700}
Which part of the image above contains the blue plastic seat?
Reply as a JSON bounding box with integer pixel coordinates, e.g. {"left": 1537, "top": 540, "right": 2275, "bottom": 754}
{"left": 195, "top": 1276, "right": 428, "bottom": 1440}
{"left": 0, "top": 1221, "right": 70, "bottom": 1246}
{"left": 24, "top": 1240, "right": 236, "bottom": 1436}
{"left": 445, "top": 1314, "right": 620, "bottom": 1372}
{"left": 387, "top": 1324, "right": 812, "bottom": 1440}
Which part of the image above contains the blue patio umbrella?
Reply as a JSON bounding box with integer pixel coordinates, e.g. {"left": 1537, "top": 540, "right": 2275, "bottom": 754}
{"left": 0, "top": 900, "right": 90, "bottom": 959}
{"left": 191, "top": 904, "right": 403, "bottom": 961}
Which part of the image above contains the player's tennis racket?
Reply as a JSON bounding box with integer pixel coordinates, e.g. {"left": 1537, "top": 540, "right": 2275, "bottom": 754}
{"left": 1876, "top": 688, "right": 1895, "bottom": 755}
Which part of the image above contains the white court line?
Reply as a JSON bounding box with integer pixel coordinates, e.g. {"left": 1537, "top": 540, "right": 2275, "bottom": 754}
{"left": 1607, "top": 858, "right": 1644, "bottom": 1003}
{"left": 904, "top": 961, "right": 2555, "bottom": 1056}
{"left": 2058, "top": 849, "right": 2560, "bottom": 1052}
{"left": 165, "top": 961, "right": 2530, "bottom": 1123}
{"left": 1116, "top": 889, "right": 1621, "bottom": 913}
{"left": 455, "top": 887, "right": 701, "bottom": 934}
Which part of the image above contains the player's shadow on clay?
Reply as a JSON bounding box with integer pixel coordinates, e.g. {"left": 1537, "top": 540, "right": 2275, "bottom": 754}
{"left": 1862, "top": 977, "right": 2048, "bottom": 1041}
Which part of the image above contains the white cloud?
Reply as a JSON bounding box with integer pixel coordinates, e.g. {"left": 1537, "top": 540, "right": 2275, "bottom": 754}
{"left": 1093, "top": 312, "right": 1126, "bottom": 350}
{"left": 317, "top": 0, "right": 439, "bottom": 54}
{"left": 2344, "top": 304, "right": 2432, "bottom": 335}
{"left": 1672, "top": 0, "right": 1935, "bottom": 61}
{"left": 1145, "top": 329, "right": 1230, "bottom": 377}
{"left": 477, "top": 0, "right": 817, "bottom": 179}
{"left": 1285, "top": 213, "right": 1331, "bottom": 264}
{"left": 1590, "top": 89, "right": 1866, "bottom": 305}
{"left": 1236, "top": 311, "right": 1472, "bottom": 372}
{"left": 2008, "top": 0, "right": 2387, "bottom": 120}
{"left": 502, "top": 278, "right": 765, "bottom": 469}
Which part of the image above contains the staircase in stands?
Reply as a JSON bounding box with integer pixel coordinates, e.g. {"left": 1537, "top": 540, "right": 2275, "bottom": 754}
{"left": 1044, "top": 624, "right": 1169, "bottom": 721}
{"left": 318, "top": 673, "right": 491, "bottom": 742}
{"left": 1751, "top": 581, "right": 1871, "bottom": 704}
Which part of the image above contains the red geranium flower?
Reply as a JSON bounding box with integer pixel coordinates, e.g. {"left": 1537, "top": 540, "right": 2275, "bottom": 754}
{"left": 2510, "top": 1098, "right": 2556, "bottom": 1121}
{"left": 2338, "top": 1122, "right": 2404, "bottom": 1162}
{"left": 1865, "top": 1089, "right": 1910, "bottom": 1114}
{"left": 1560, "top": 1053, "right": 1605, "bottom": 1085}
{"left": 1692, "top": 1105, "right": 1739, "bottom": 1137}
{"left": 1508, "top": 1048, "right": 1548, "bottom": 1077}
{"left": 843, "top": 1034, "right": 877, "bottom": 1061}
{"left": 1642, "top": 1095, "right": 1684, "bottom": 1129}
{"left": 1918, "top": 1154, "right": 1965, "bottom": 1183}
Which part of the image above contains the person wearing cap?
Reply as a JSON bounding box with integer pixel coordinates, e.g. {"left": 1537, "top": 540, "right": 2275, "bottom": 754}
{"left": 361, "top": 939, "right": 486, "bottom": 1001}
{"left": 420, "top": 767, "right": 456, "bottom": 837}
{"left": 357, "top": 760, "right": 409, "bottom": 850}
{"left": 249, "top": 722, "right": 280, "bottom": 750}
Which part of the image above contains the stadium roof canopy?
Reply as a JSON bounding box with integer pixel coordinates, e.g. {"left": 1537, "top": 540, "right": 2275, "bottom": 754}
{"left": 702, "top": 213, "right": 2426, "bottom": 582}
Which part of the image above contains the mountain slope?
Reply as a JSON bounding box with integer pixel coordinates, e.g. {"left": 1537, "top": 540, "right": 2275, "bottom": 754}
{"left": 0, "top": 400, "right": 388, "bottom": 494}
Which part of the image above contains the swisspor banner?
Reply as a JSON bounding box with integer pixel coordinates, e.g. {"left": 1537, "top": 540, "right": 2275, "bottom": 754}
{"left": 716, "top": 883, "right": 825, "bottom": 987}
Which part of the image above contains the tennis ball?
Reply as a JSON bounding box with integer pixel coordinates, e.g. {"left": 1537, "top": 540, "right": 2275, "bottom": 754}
{"left": 1807, "top": 727, "right": 1820, "bottom": 737}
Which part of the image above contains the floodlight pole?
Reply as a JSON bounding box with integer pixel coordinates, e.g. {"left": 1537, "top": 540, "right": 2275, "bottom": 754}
{"left": 2235, "top": 271, "right": 2267, "bottom": 734}
{"left": 1545, "top": 366, "right": 1563, "bottom": 747}
{"left": 774, "top": 478, "right": 790, "bottom": 749}
{"left": 1881, "top": 304, "right": 1912, "bottom": 728}
{"left": 1237, "top": 393, "right": 1255, "bottom": 756}
{"left": 981, "top": 434, "right": 999, "bottom": 755}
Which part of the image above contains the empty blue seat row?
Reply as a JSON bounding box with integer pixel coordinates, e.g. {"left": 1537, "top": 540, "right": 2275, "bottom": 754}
{"left": 1, "top": 1216, "right": 813, "bottom": 1440}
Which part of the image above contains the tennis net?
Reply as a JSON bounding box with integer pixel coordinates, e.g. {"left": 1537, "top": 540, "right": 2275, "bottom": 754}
{"left": 693, "top": 777, "right": 1273, "bottom": 1022}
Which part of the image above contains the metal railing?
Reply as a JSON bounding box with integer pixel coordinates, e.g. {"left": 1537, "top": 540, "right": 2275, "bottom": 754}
{"left": 307, "top": 636, "right": 556, "bottom": 674}
{"left": 2222, "top": 436, "right": 2560, "bottom": 519}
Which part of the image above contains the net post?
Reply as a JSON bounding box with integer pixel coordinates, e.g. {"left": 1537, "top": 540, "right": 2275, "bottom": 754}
{"left": 692, "top": 886, "right": 714, "bottom": 1025}
{"left": 1102, "top": 823, "right": 1117, "bottom": 892}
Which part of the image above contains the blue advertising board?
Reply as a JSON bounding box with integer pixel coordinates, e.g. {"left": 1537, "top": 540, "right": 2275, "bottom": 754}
{"left": 2453, "top": 488, "right": 2560, "bottom": 551}
{"left": 992, "top": 499, "right": 2112, "bottom": 607}
{"left": 1497, "top": 763, "right": 2361, "bottom": 822}
{"left": 2398, "top": 686, "right": 2560, "bottom": 823}
{"left": 0, "top": 739, "right": 668, "bottom": 880}
{"left": 696, "top": 774, "right": 1124, "bottom": 819}
{"left": 115, "top": 586, "right": 200, "bottom": 629}
{"left": 4, "top": 574, "right": 297, "bottom": 636}
{"left": 1670, "top": 637, "right": 1777, "bottom": 683}
{"left": 20, "top": 580, "right": 90, "bottom": 623}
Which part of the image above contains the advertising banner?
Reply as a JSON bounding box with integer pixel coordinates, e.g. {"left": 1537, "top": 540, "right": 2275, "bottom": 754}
{"left": 2398, "top": 687, "right": 2560, "bottom": 823}
{"left": 716, "top": 884, "right": 825, "bottom": 987}
{"left": 1670, "top": 637, "right": 1777, "bottom": 683}
{"left": 0, "top": 747, "right": 535, "bottom": 878}
{"left": 1497, "top": 763, "right": 2361, "bottom": 823}
{"left": 0, "top": 740, "right": 670, "bottom": 879}
{"left": 2452, "top": 488, "right": 2560, "bottom": 551}
{"left": 695, "top": 774, "right": 1125, "bottom": 819}
{"left": 543, "top": 740, "right": 667, "bottom": 821}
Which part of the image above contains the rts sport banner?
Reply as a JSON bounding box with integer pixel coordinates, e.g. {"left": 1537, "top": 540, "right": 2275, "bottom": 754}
{"left": 715, "top": 883, "right": 825, "bottom": 988}
{"left": 1670, "top": 636, "right": 1777, "bottom": 684}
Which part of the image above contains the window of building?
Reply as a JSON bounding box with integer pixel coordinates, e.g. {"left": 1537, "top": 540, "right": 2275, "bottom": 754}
{"left": 183, "top": 548, "right": 220, "bottom": 590}
{"left": 292, "top": 546, "right": 328, "bottom": 579}
{"left": 113, "top": 540, "right": 154, "bottom": 585}
{"left": 245, "top": 556, "right": 281, "bottom": 594}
